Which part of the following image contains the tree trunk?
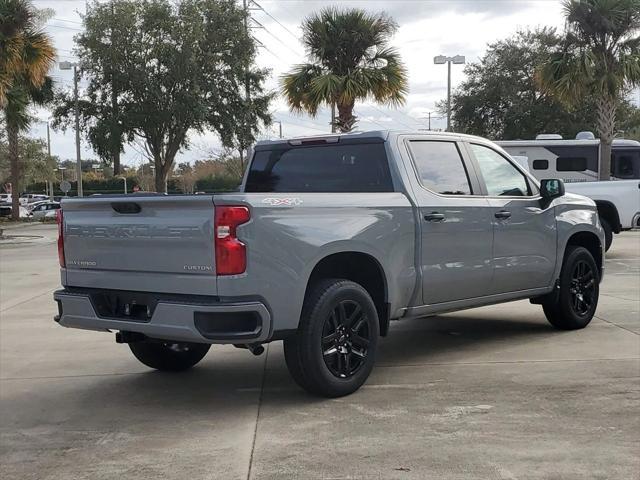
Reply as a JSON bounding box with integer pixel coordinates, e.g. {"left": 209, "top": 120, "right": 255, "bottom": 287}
{"left": 7, "top": 123, "right": 20, "bottom": 221}
{"left": 154, "top": 161, "right": 168, "bottom": 193}
{"left": 596, "top": 95, "right": 616, "bottom": 181}
{"left": 336, "top": 100, "right": 356, "bottom": 133}
{"left": 113, "top": 148, "right": 121, "bottom": 176}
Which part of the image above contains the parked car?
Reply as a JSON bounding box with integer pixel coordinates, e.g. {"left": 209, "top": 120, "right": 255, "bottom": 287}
{"left": 0, "top": 204, "right": 30, "bottom": 218}
{"left": 0, "top": 193, "right": 12, "bottom": 205}
{"left": 498, "top": 135, "right": 640, "bottom": 250}
{"left": 26, "top": 200, "right": 50, "bottom": 212}
{"left": 19, "top": 193, "right": 48, "bottom": 205}
{"left": 30, "top": 201, "right": 60, "bottom": 219}
{"left": 53, "top": 130, "right": 605, "bottom": 397}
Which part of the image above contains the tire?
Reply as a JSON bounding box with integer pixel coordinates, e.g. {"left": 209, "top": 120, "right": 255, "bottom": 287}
{"left": 284, "top": 279, "right": 379, "bottom": 398}
{"left": 129, "top": 340, "right": 210, "bottom": 371}
{"left": 543, "top": 246, "right": 599, "bottom": 330}
{"left": 600, "top": 217, "right": 613, "bottom": 252}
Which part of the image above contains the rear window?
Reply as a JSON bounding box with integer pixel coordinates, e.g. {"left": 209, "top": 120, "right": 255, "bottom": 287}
{"left": 245, "top": 143, "right": 393, "bottom": 193}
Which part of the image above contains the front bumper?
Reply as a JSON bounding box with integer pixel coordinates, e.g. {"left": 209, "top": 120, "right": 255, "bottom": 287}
{"left": 53, "top": 289, "right": 271, "bottom": 344}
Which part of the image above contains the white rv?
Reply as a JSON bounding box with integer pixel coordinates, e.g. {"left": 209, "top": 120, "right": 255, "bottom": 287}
{"left": 499, "top": 134, "right": 640, "bottom": 251}
{"left": 498, "top": 134, "right": 640, "bottom": 183}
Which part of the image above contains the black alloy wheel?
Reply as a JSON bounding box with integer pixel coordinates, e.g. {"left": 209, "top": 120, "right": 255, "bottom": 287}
{"left": 569, "top": 260, "right": 596, "bottom": 317}
{"left": 321, "top": 299, "right": 370, "bottom": 379}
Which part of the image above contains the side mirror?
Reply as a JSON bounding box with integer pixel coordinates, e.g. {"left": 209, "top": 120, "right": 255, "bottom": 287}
{"left": 540, "top": 178, "right": 565, "bottom": 200}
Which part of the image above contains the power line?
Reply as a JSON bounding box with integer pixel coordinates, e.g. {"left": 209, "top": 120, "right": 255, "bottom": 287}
{"left": 255, "top": 22, "right": 302, "bottom": 58}
{"left": 45, "top": 23, "right": 83, "bottom": 32}
{"left": 251, "top": 1, "right": 300, "bottom": 43}
{"left": 368, "top": 105, "right": 416, "bottom": 129}
{"left": 52, "top": 17, "right": 82, "bottom": 25}
{"left": 354, "top": 109, "right": 388, "bottom": 129}
{"left": 252, "top": 37, "right": 281, "bottom": 62}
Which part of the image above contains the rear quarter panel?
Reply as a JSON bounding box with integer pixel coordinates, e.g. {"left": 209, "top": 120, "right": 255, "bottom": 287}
{"left": 214, "top": 192, "right": 416, "bottom": 333}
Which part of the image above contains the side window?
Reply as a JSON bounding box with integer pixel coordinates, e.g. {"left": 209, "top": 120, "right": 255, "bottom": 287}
{"left": 611, "top": 149, "right": 640, "bottom": 179}
{"left": 408, "top": 141, "right": 472, "bottom": 195}
{"left": 470, "top": 144, "right": 531, "bottom": 197}
{"left": 533, "top": 159, "right": 549, "bottom": 170}
{"left": 557, "top": 157, "right": 587, "bottom": 172}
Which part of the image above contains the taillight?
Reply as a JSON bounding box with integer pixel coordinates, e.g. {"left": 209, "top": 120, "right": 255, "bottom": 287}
{"left": 215, "top": 206, "right": 250, "bottom": 275}
{"left": 56, "top": 209, "right": 65, "bottom": 268}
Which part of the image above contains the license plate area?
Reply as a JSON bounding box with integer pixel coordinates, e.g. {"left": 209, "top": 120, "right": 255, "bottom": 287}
{"left": 89, "top": 290, "right": 159, "bottom": 322}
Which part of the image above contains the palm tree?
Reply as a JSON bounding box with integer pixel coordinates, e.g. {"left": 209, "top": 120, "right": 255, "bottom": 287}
{"left": 537, "top": 0, "right": 640, "bottom": 180}
{"left": 281, "top": 8, "right": 408, "bottom": 133}
{"left": 1, "top": 0, "right": 55, "bottom": 219}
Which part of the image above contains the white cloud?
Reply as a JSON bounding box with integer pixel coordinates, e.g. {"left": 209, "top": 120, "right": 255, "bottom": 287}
{"left": 30, "top": 0, "right": 569, "bottom": 166}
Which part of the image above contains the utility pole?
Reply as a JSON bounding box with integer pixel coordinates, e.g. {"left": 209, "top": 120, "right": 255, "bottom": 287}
{"left": 46, "top": 122, "right": 53, "bottom": 199}
{"left": 73, "top": 65, "right": 82, "bottom": 197}
{"left": 331, "top": 103, "right": 336, "bottom": 133}
{"left": 274, "top": 120, "right": 283, "bottom": 138}
{"left": 60, "top": 61, "right": 83, "bottom": 196}
{"left": 242, "top": 0, "right": 251, "bottom": 168}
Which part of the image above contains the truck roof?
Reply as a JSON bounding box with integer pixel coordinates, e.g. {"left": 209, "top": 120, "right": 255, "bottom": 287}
{"left": 255, "top": 129, "right": 489, "bottom": 148}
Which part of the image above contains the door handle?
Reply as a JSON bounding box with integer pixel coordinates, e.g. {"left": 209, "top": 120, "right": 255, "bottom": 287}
{"left": 494, "top": 210, "right": 511, "bottom": 219}
{"left": 424, "top": 212, "right": 445, "bottom": 222}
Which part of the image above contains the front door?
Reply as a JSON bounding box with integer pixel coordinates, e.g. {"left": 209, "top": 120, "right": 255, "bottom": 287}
{"left": 467, "top": 143, "right": 557, "bottom": 293}
{"left": 404, "top": 139, "right": 495, "bottom": 305}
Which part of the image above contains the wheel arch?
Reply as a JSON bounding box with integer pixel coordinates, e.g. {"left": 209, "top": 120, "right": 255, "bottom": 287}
{"left": 305, "top": 251, "right": 390, "bottom": 336}
{"left": 595, "top": 200, "right": 621, "bottom": 233}
{"left": 565, "top": 231, "right": 603, "bottom": 279}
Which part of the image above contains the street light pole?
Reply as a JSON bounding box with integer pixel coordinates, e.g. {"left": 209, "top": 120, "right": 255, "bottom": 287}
{"left": 119, "top": 176, "right": 127, "bottom": 194}
{"left": 60, "top": 61, "right": 83, "bottom": 197}
{"left": 434, "top": 55, "right": 465, "bottom": 132}
{"left": 447, "top": 60, "right": 452, "bottom": 131}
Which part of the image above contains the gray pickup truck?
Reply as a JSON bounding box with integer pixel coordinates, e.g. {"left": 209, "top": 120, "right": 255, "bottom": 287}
{"left": 54, "top": 130, "right": 604, "bottom": 397}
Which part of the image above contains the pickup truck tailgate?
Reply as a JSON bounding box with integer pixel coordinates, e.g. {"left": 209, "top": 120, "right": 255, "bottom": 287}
{"left": 61, "top": 195, "right": 217, "bottom": 295}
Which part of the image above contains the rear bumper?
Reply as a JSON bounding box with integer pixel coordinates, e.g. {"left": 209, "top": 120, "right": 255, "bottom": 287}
{"left": 53, "top": 289, "right": 272, "bottom": 344}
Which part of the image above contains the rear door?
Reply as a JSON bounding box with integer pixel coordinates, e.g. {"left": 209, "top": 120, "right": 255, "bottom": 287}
{"left": 403, "top": 137, "right": 495, "bottom": 305}
{"left": 466, "top": 142, "right": 557, "bottom": 294}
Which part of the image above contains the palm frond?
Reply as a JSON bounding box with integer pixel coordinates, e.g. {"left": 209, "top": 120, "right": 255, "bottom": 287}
{"left": 281, "top": 7, "right": 407, "bottom": 120}
{"left": 280, "top": 63, "right": 325, "bottom": 116}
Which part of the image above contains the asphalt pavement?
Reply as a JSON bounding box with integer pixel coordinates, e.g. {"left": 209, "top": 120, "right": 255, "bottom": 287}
{"left": 1, "top": 224, "right": 638, "bottom": 479}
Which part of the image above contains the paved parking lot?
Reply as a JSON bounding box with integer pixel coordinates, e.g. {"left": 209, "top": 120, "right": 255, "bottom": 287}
{"left": 1, "top": 224, "right": 638, "bottom": 479}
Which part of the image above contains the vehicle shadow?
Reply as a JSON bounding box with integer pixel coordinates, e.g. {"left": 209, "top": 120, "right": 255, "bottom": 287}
{"left": 376, "top": 312, "right": 554, "bottom": 367}
{"left": 2, "top": 313, "right": 560, "bottom": 426}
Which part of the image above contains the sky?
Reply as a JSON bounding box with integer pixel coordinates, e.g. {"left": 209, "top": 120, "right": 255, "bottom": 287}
{"left": 26, "top": 0, "right": 636, "bottom": 168}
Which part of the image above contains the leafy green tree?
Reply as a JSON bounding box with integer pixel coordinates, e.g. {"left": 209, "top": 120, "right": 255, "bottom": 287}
{"left": 281, "top": 7, "right": 408, "bottom": 132}
{"left": 0, "top": 135, "right": 57, "bottom": 186}
{"left": 446, "top": 28, "right": 604, "bottom": 139}
{"left": 0, "top": 0, "right": 55, "bottom": 218}
{"left": 53, "top": 0, "right": 272, "bottom": 192}
{"left": 537, "top": 0, "right": 640, "bottom": 180}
